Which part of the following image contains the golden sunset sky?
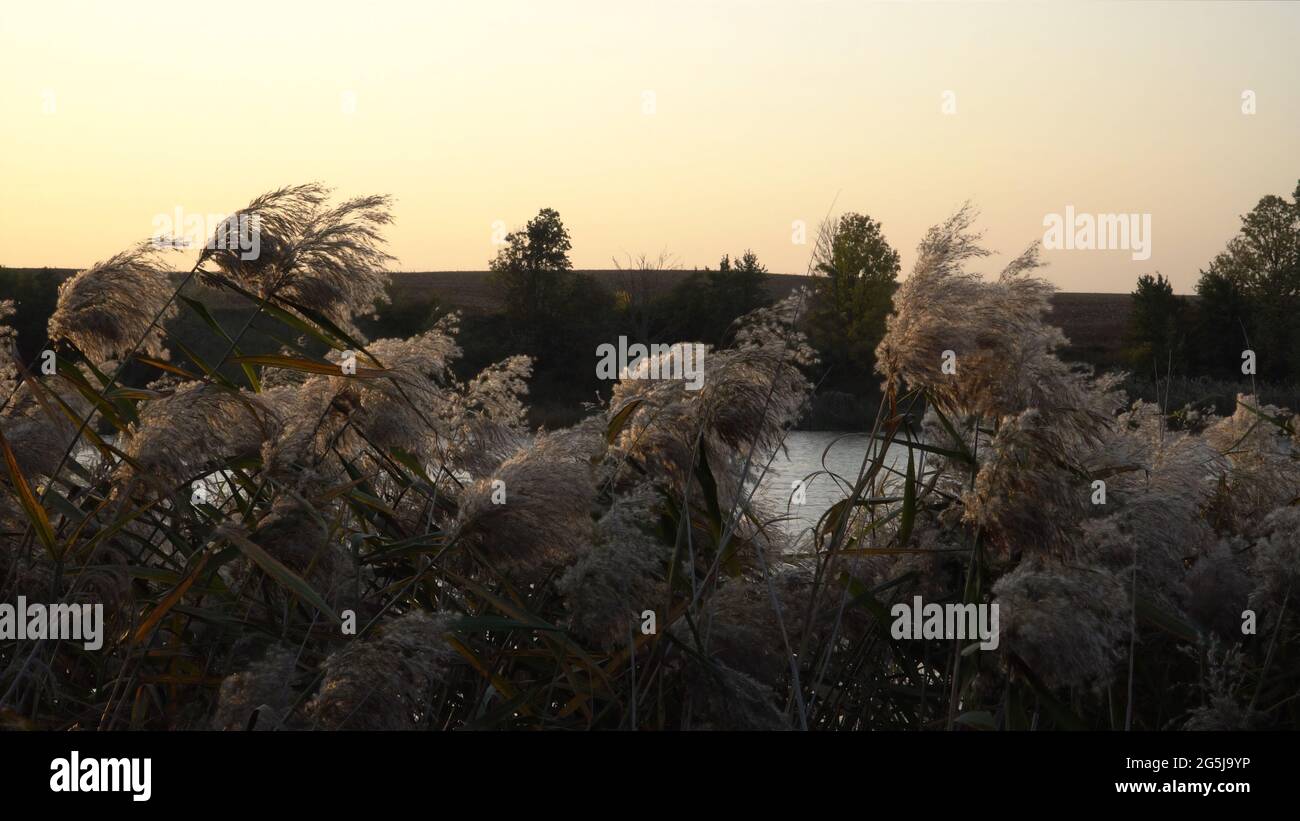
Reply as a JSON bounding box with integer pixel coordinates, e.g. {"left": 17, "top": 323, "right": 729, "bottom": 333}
{"left": 2, "top": 0, "right": 1297, "bottom": 292}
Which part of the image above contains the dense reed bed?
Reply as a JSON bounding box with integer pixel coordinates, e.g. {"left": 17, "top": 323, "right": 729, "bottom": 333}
{"left": 0, "top": 188, "right": 1295, "bottom": 730}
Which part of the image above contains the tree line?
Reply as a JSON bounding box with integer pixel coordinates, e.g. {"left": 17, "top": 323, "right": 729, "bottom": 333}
{"left": 472, "top": 206, "right": 903, "bottom": 426}
{"left": 5, "top": 180, "right": 1295, "bottom": 428}
{"left": 1126, "top": 180, "right": 1300, "bottom": 384}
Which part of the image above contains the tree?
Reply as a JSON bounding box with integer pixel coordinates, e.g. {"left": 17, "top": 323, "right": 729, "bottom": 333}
{"left": 1125, "top": 272, "right": 1184, "bottom": 373}
{"left": 1191, "top": 181, "right": 1300, "bottom": 380}
{"left": 1203, "top": 184, "right": 1300, "bottom": 300}
{"left": 488, "top": 208, "right": 575, "bottom": 344}
{"left": 719, "top": 250, "right": 765, "bottom": 274}
{"left": 1189, "top": 270, "right": 1251, "bottom": 379}
{"left": 486, "top": 208, "right": 616, "bottom": 415}
{"left": 612, "top": 250, "right": 677, "bottom": 343}
{"left": 657, "top": 250, "right": 772, "bottom": 345}
{"left": 805, "top": 212, "right": 901, "bottom": 389}
{"left": 711, "top": 250, "right": 769, "bottom": 320}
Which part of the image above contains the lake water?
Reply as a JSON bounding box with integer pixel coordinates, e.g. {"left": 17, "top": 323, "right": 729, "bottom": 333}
{"left": 97, "top": 429, "right": 905, "bottom": 544}
{"left": 751, "top": 431, "right": 909, "bottom": 542}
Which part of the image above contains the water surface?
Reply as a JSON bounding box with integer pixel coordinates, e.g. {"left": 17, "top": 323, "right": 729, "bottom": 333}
{"left": 752, "top": 431, "right": 909, "bottom": 540}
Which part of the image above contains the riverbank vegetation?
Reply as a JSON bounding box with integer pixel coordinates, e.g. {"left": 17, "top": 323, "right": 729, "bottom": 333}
{"left": 0, "top": 184, "right": 1296, "bottom": 730}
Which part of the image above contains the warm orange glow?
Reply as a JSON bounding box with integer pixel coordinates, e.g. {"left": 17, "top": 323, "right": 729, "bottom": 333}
{"left": 2, "top": 1, "right": 1297, "bottom": 292}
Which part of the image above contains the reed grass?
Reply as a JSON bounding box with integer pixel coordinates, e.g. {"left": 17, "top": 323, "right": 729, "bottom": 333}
{"left": 0, "top": 189, "right": 1295, "bottom": 731}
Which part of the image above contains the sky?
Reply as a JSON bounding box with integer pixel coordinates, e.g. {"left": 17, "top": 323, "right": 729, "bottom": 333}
{"left": 1, "top": 0, "right": 1298, "bottom": 293}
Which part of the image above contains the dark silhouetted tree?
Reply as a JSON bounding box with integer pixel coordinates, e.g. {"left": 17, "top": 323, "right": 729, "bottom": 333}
{"left": 657, "top": 250, "right": 771, "bottom": 345}
{"left": 489, "top": 208, "right": 575, "bottom": 345}
{"left": 486, "top": 208, "right": 615, "bottom": 418}
{"left": 1191, "top": 181, "right": 1300, "bottom": 380}
{"left": 805, "top": 212, "right": 900, "bottom": 389}
{"left": 1125, "top": 273, "right": 1185, "bottom": 373}
{"left": 1189, "top": 270, "right": 1252, "bottom": 379}
{"left": 611, "top": 250, "right": 676, "bottom": 343}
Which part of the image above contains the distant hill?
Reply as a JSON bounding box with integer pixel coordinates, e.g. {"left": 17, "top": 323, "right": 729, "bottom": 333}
{"left": 380, "top": 271, "right": 1135, "bottom": 368}
{"left": 2, "top": 267, "right": 1136, "bottom": 368}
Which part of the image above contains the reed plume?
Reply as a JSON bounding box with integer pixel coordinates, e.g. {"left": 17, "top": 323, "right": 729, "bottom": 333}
{"left": 200, "top": 184, "right": 395, "bottom": 327}
{"left": 47, "top": 243, "right": 177, "bottom": 365}
{"left": 306, "top": 611, "right": 456, "bottom": 730}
